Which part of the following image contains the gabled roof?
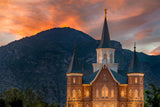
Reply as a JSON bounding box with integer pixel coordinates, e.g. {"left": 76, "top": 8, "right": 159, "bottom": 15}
{"left": 110, "top": 70, "right": 128, "bottom": 84}
{"left": 82, "top": 65, "right": 128, "bottom": 84}
{"left": 98, "top": 9, "right": 110, "bottom": 48}
{"left": 67, "top": 47, "right": 82, "bottom": 73}
{"left": 129, "top": 43, "right": 140, "bottom": 73}
{"left": 83, "top": 70, "right": 99, "bottom": 84}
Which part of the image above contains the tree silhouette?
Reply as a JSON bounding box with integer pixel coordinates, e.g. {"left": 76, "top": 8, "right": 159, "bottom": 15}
{"left": 144, "top": 84, "right": 160, "bottom": 107}
{"left": 0, "top": 99, "right": 6, "bottom": 107}
{"left": 9, "top": 98, "right": 23, "bottom": 107}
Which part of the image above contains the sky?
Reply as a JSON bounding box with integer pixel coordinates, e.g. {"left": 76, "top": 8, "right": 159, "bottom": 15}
{"left": 0, "top": 0, "right": 160, "bottom": 55}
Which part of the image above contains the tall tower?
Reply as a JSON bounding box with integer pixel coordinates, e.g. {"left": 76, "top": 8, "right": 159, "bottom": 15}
{"left": 92, "top": 9, "right": 119, "bottom": 72}
{"left": 127, "top": 43, "right": 144, "bottom": 107}
{"left": 66, "top": 47, "right": 83, "bottom": 107}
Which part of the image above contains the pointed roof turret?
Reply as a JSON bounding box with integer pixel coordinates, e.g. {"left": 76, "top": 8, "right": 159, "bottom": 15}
{"left": 98, "top": 8, "right": 110, "bottom": 48}
{"left": 129, "top": 43, "right": 140, "bottom": 73}
{"left": 67, "top": 46, "right": 82, "bottom": 73}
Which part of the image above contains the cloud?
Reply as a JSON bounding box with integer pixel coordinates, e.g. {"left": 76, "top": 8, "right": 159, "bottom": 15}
{"left": 0, "top": 32, "right": 21, "bottom": 46}
{"left": 150, "top": 46, "right": 160, "bottom": 55}
{"left": 0, "top": 0, "right": 160, "bottom": 55}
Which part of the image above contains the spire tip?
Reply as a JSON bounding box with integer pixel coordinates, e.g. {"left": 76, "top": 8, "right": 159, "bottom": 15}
{"left": 134, "top": 42, "right": 136, "bottom": 52}
{"left": 104, "top": 8, "right": 107, "bottom": 17}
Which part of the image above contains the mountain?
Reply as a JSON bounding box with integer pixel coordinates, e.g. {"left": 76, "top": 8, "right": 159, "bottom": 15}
{"left": 0, "top": 27, "right": 160, "bottom": 106}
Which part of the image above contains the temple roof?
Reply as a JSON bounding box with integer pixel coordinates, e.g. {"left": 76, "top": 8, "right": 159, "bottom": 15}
{"left": 129, "top": 43, "right": 140, "bottom": 73}
{"left": 110, "top": 70, "right": 128, "bottom": 84}
{"left": 82, "top": 69, "right": 128, "bottom": 84}
{"left": 98, "top": 9, "right": 110, "bottom": 48}
{"left": 67, "top": 47, "right": 82, "bottom": 73}
{"left": 83, "top": 70, "right": 99, "bottom": 84}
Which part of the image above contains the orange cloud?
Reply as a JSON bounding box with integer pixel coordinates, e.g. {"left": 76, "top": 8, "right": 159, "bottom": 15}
{"left": 150, "top": 46, "right": 160, "bottom": 55}
{"left": 134, "top": 29, "right": 153, "bottom": 40}
{"left": 0, "top": 0, "right": 160, "bottom": 55}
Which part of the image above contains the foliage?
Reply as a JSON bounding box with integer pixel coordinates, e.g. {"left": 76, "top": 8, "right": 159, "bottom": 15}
{"left": 144, "top": 84, "right": 160, "bottom": 107}
{"left": 0, "top": 99, "right": 6, "bottom": 107}
{"left": 0, "top": 88, "right": 63, "bottom": 107}
{"left": 49, "top": 103, "right": 60, "bottom": 107}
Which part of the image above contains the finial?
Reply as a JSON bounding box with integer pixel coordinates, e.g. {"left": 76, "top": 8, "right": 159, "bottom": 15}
{"left": 134, "top": 42, "right": 136, "bottom": 52}
{"left": 104, "top": 8, "right": 107, "bottom": 17}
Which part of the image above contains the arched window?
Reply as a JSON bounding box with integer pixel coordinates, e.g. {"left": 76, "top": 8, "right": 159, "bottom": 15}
{"left": 111, "top": 89, "right": 114, "bottom": 98}
{"left": 129, "top": 89, "right": 132, "bottom": 99}
{"left": 121, "top": 89, "right": 124, "bottom": 98}
{"left": 121, "top": 104, "right": 124, "bottom": 107}
{"left": 135, "top": 103, "right": 138, "bottom": 107}
{"left": 129, "top": 103, "right": 132, "bottom": 107}
{"left": 111, "top": 103, "right": 114, "bottom": 107}
{"left": 86, "top": 89, "right": 89, "bottom": 98}
{"left": 104, "top": 53, "right": 107, "bottom": 60}
{"left": 73, "top": 77, "right": 76, "bottom": 84}
{"left": 78, "top": 104, "right": 81, "bottom": 107}
{"left": 103, "top": 53, "right": 108, "bottom": 64}
{"left": 135, "top": 89, "right": 138, "bottom": 99}
{"left": 78, "top": 89, "right": 81, "bottom": 99}
{"left": 96, "top": 89, "right": 99, "bottom": 98}
{"left": 103, "top": 103, "right": 106, "bottom": 107}
{"left": 86, "top": 104, "right": 89, "bottom": 107}
{"left": 72, "top": 89, "right": 76, "bottom": 99}
{"left": 96, "top": 104, "right": 99, "bottom": 107}
{"left": 102, "top": 86, "right": 108, "bottom": 98}
{"left": 110, "top": 53, "right": 113, "bottom": 63}
{"left": 105, "top": 87, "right": 108, "bottom": 97}
{"left": 135, "top": 77, "right": 138, "bottom": 84}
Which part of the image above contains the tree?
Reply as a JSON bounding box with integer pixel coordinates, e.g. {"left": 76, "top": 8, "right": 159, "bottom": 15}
{"left": 0, "top": 99, "right": 6, "bottom": 107}
{"left": 49, "top": 103, "right": 60, "bottom": 107}
{"left": 144, "top": 84, "right": 160, "bottom": 107}
{"left": 9, "top": 98, "right": 23, "bottom": 107}
{"left": 23, "top": 88, "right": 37, "bottom": 107}
{"left": 2, "top": 88, "right": 24, "bottom": 107}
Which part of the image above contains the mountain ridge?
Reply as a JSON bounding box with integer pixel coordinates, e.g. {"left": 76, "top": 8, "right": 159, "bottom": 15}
{"left": 0, "top": 27, "right": 159, "bottom": 106}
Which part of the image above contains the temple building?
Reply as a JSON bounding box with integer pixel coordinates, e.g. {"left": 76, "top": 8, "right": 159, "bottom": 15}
{"left": 66, "top": 9, "right": 144, "bottom": 107}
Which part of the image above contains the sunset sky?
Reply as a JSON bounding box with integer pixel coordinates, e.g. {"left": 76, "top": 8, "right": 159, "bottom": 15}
{"left": 0, "top": 0, "right": 160, "bottom": 55}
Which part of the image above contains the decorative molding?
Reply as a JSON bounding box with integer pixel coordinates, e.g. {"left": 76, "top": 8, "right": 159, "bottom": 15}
{"left": 90, "top": 65, "right": 120, "bottom": 84}
{"left": 66, "top": 73, "right": 83, "bottom": 76}
{"left": 127, "top": 73, "right": 144, "bottom": 76}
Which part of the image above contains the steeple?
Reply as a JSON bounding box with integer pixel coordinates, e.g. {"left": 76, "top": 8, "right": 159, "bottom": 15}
{"left": 98, "top": 8, "right": 110, "bottom": 48}
{"left": 130, "top": 42, "right": 140, "bottom": 73}
{"left": 67, "top": 47, "right": 82, "bottom": 73}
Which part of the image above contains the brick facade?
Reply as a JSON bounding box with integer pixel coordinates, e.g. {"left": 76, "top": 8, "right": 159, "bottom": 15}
{"left": 66, "top": 66, "right": 144, "bottom": 107}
